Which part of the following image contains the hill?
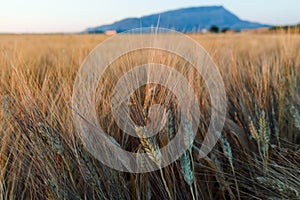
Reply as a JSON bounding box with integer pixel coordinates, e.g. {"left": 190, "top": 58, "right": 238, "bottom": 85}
{"left": 86, "top": 6, "right": 270, "bottom": 33}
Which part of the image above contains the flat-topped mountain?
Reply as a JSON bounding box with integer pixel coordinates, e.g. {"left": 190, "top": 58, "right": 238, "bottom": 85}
{"left": 86, "top": 6, "right": 270, "bottom": 33}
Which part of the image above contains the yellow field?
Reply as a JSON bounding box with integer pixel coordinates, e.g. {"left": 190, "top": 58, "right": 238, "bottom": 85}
{"left": 0, "top": 34, "right": 300, "bottom": 199}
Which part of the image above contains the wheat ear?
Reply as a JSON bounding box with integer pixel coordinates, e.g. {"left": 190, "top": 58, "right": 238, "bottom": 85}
{"left": 38, "top": 122, "right": 76, "bottom": 189}
{"left": 259, "top": 111, "right": 270, "bottom": 173}
{"left": 167, "top": 105, "right": 175, "bottom": 141}
{"left": 220, "top": 133, "right": 240, "bottom": 200}
{"left": 1, "top": 95, "right": 10, "bottom": 139}
{"left": 248, "top": 117, "right": 259, "bottom": 141}
{"left": 180, "top": 118, "right": 196, "bottom": 200}
{"left": 291, "top": 106, "right": 300, "bottom": 131}
{"left": 183, "top": 117, "right": 194, "bottom": 153}
{"left": 180, "top": 152, "right": 195, "bottom": 200}
{"left": 136, "top": 127, "right": 162, "bottom": 166}
{"left": 135, "top": 126, "right": 171, "bottom": 198}
{"left": 256, "top": 176, "right": 300, "bottom": 199}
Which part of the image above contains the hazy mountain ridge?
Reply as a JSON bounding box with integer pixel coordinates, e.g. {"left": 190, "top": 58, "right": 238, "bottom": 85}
{"left": 86, "top": 6, "right": 270, "bottom": 33}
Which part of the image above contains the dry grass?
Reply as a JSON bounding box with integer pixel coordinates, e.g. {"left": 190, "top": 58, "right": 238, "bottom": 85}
{"left": 0, "top": 33, "right": 300, "bottom": 199}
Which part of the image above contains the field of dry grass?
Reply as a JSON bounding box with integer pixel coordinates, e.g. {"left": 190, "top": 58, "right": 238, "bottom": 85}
{"left": 0, "top": 33, "right": 300, "bottom": 199}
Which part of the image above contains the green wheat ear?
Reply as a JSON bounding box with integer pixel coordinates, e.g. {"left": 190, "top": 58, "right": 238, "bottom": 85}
{"left": 181, "top": 152, "right": 193, "bottom": 185}
{"left": 291, "top": 106, "right": 300, "bottom": 131}
{"left": 256, "top": 176, "right": 300, "bottom": 199}
{"left": 220, "top": 133, "right": 233, "bottom": 167}
{"left": 167, "top": 105, "right": 175, "bottom": 141}
{"left": 220, "top": 132, "right": 240, "bottom": 199}
{"left": 180, "top": 118, "right": 196, "bottom": 200}
{"left": 259, "top": 111, "right": 270, "bottom": 172}
{"left": 183, "top": 117, "right": 194, "bottom": 153}
{"left": 38, "top": 122, "right": 64, "bottom": 155}
{"left": 180, "top": 151, "right": 195, "bottom": 200}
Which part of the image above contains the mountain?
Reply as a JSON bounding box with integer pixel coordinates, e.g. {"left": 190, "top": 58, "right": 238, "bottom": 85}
{"left": 86, "top": 6, "right": 270, "bottom": 33}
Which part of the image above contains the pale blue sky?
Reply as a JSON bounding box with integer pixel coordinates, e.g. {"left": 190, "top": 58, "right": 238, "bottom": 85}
{"left": 0, "top": 0, "right": 299, "bottom": 33}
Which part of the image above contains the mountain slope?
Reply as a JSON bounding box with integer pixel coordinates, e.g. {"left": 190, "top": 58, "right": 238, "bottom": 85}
{"left": 86, "top": 6, "right": 270, "bottom": 33}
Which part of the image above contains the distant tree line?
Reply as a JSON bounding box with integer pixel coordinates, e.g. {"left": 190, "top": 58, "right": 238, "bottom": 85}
{"left": 270, "top": 24, "right": 300, "bottom": 33}
{"left": 209, "top": 25, "right": 238, "bottom": 33}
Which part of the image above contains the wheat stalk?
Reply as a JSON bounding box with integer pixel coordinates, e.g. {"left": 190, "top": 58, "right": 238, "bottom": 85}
{"left": 0, "top": 179, "right": 7, "bottom": 200}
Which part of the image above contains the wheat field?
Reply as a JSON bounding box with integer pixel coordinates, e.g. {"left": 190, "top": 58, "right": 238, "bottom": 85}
{"left": 0, "top": 33, "right": 300, "bottom": 199}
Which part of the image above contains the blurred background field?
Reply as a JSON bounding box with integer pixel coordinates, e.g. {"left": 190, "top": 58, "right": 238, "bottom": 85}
{"left": 0, "top": 33, "right": 300, "bottom": 199}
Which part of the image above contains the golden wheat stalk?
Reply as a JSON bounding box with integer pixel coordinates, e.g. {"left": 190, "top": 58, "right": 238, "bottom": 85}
{"left": 0, "top": 179, "right": 6, "bottom": 200}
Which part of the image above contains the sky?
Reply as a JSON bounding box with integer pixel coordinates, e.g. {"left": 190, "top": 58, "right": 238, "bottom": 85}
{"left": 0, "top": 0, "right": 299, "bottom": 33}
